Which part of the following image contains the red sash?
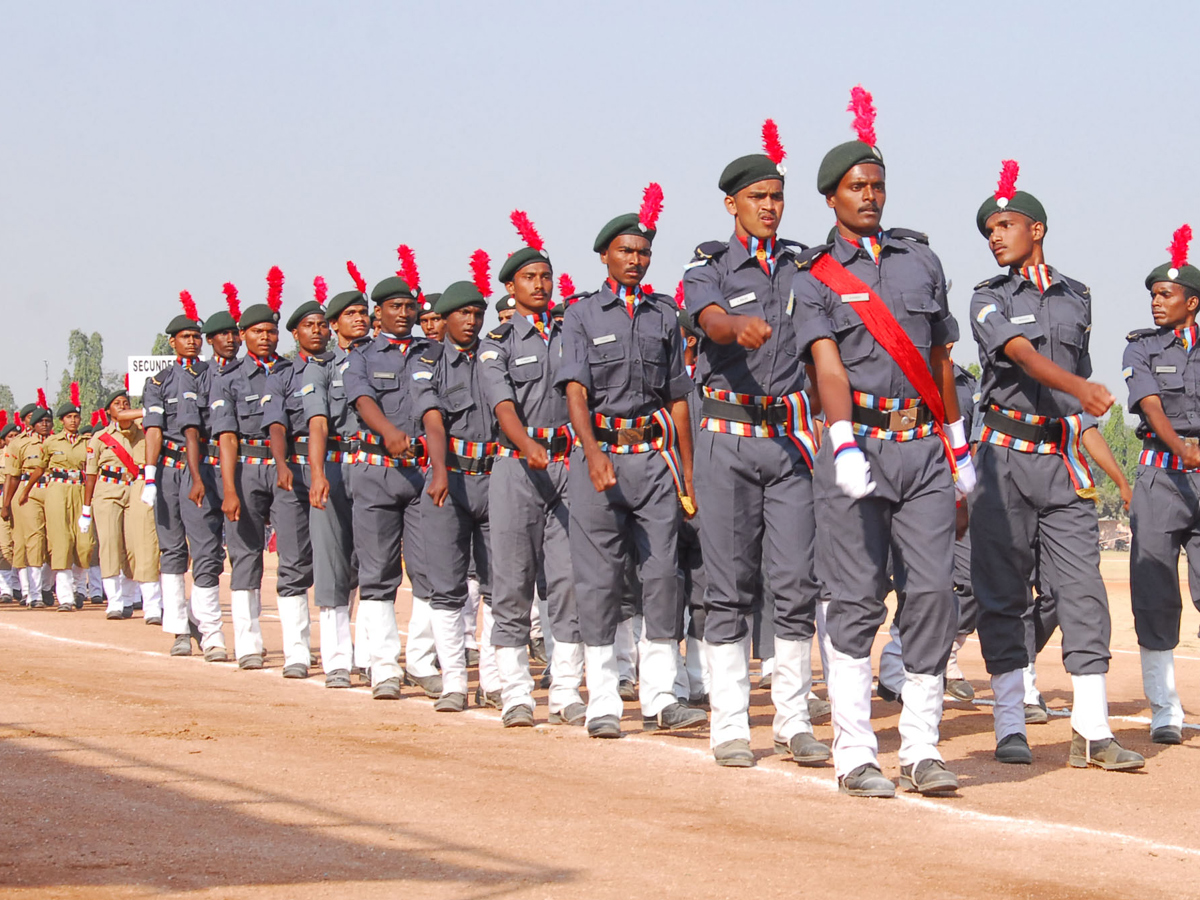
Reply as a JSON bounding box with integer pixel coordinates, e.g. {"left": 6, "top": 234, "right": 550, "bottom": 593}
{"left": 809, "top": 253, "right": 956, "bottom": 473}
{"left": 97, "top": 432, "right": 142, "bottom": 480}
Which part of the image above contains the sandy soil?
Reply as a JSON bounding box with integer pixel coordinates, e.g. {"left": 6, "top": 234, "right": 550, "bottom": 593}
{"left": 1, "top": 552, "right": 1197, "bottom": 899}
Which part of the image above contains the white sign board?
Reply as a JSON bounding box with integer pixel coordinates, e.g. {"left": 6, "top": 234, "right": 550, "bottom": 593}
{"left": 127, "top": 356, "right": 174, "bottom": 397}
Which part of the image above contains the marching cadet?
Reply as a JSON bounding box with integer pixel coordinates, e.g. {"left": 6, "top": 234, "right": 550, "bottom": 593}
{"left": 557, "top": 183, "right": 706, "bottom": 738}
{"left": 301, "top": 287, "right": 371, "bottom": 688}
{"left": 795, "top": 87, "right": 971, "bottom": 797}
{"left": 0, "top": 414, "right": 17, "bottom": 603}
{"left": 144, "top": 294, "right": 221, "bottom": 648}
{"left": 1124, "top": 224, "right": 1200, "bottom": 746}
{"left": 343, "top": 272, "right": 439, "bottom": 700}
{"left": 30, "top": 385, "right": 101, "bottom": 612}
{"left": 418, "top": 292, "right": 445, "bottom": 342}
{"left": 212, "top": 269, "right": 314, "bottom": 672}
{"left": 3, "top": 400, "right": 53, "bottom": 608}
{"left": 79, "top": 389, "right": 159, "bottom": 620}
{"left": 479, "top": 214, "right": 587, "bottom": 727}
{"left": 263, "top": 287, "right": 333, "bottom": 679}
{"left": 495, "top": 294, "right": 517, "bottom": 324}
{"left": 682, "top": 121, "right": 829, "bottom": 768}
{"left": 408, "top": 259, "right": 498, "bottom": 714}
{"left": 970, "top": 160, "right": 1143, "bottom": 771}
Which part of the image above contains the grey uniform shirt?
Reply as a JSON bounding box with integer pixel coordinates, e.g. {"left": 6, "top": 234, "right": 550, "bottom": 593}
{"left": 555, "top": 283, "right": 693, "bottom": 418}
{"left": 970, "top": 267, "right": 1092, "bottom": 418}
{"left": 342, "top": 333, "right": 431, "bottom": 438}
{"left": 408, "top": 340, "right": 496, "bottom": 445}
{"left": 1124, "top": 326, "right": 1200, "bottom": 438}
{"left": 143, "top": 360, "right": 203, "bottom": 444}
{"left": 209, "top": 355, "right": 292, "bottom": 439}
{"left": 300, "top": 344, "right": 363, "bottom": 440}
{"left": 181, "top": 357, "right": 238, "bottom": 439}
{"left": 478, "top": 314, "right": 569, "bottom": 429}
{"left": 682, "top": 234, "right": 808, "bottom": 396}
{"left": 794, "top": 230, "right": 959, "bottom": 400}
{"left": 262, "top": 354, "right": 317, "bottom": 438}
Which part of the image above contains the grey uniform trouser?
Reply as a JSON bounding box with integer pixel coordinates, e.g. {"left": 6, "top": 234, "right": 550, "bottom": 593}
{"left": 157, "top": 464, "right": 225, "bottom": 588}
{"left": 695, "top": 430, "right": 818, "bottom": 646}
{"left": 971, "top": 443, "right": 1110, "bottom": 676}
{"left": 1130, "top": 466, "right": 1200, "bottom": 651}
{"left": 815, "top": 435, "right": 957, "bottom": 676}
{"left": 300, "top": 460, "right": 356, "bottom": 608}
{"left": 350, "top": 463, "right": 424, "bottom": 603}
{"left": 227, "top": 462, "right": 313, "bottom": 595}
{"left": 489, "top": 457, "right": 581, "bottom": 646}
{"left": 420, "top": 468, "right": 490, "bottom": 612}
{"left": 567, "top": 447, "right": 682, "bottom": 646}
{"left": 953, "top": 505, "right": 976, "bottom": 635}
{"left": 679, "top": 520, "right": 705, "bottom": 640}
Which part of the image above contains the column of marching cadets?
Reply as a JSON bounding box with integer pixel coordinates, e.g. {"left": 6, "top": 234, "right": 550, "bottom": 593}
{"left": 9, "top": 84, "right": 1200, "bottom": 796}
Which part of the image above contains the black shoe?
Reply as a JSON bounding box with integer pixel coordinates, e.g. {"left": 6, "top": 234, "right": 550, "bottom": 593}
{"left": 170, "top": 634, "right": 192, "bottom": 657}
{"left": 434, "top": 692, "right": 467, "bottom": 713}
{"left": 132, "top": 599, "right": 143, "bottom": 611}
{"left": 876, "top": 681, "right": 902, "bottom": 704}
{"left": 549, "top": 702, "right": 587, "bottom": 726}
{"left": 73, "top": 594, "right": 85, "bottom": 610}
{"left": 618, "top": 679, "right": 637, "bottom": 702}
{"left": 56, "top": 603, "right": 74, "bottom": 613}
{"left": 838, "top": 764, "right": 895, "bottom": 798}
{"left": 687, "top": 693, "right": 710, "bottom": 710}
{"left": 465, "top": 647, "right": 480, "bottom": 667}
{"left": 528, "top": 637, "right": 548, "bottom": 665}
{"left": 713, "top": 739, "right": 755, "bottom": 767}
{"left": 587, "top": 714, "right": 621, "bottom": 739}
{"left": 539, "top": 670, "right": 551, "bottom": 690}
{"left": 120, "top": 606, "right": 134, "bottom": 619}
{"left": 1152, "top": 725, "right": 1183, "bottom": 745}
{"left": 474, "top": 686, "right": 502, "bottom": 709}
{"left": 899, "top": 759, "right": 959, "bottom": 794}
{"left": 89, "top": 595, "right": 104, "bottom": 606}
{"left": 1069, "top": 732, "right": 1145, "bottom": 770}
{"left": 42, "top": 590, "right": 54, "bottom": 606}
{"left": 0, "top": 594, "right": 12, "bottom": 605}
{"left": 644, "top": 702, "right": 707, "bottom": 732}
{"left": 372, "top": 676, "right": 402, "bottom": 700}
{"left": 282, "top": 663, "right": 309, "bottom": 679}
{"left": 807, "top": 696, "right": 832, "bottom": 722}
{"left": 995, "top": 732, "right": 1033, "bottom": 764}
{"left": 774, "top": 732, "right": 831, "bottom": 766}
{"left": 1025, "top": 698, "right": 1049, "bottom": 724}
{"left": 404, "top": 671, "right": 443, "bottom": 699}
{"left": 238, "top": 654, "right": 264, "bottom": 670}
{"left": 945, "top": 678, "right": 975, "bottom": 702}
{"left": 325, "top": 669, "right": 352, "bottom": 689}
{"left": 502, "top": 705, "right": 535, "bottom": 728}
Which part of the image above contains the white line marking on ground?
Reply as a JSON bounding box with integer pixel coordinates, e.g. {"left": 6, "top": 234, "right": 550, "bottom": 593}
{"left": 971, "top": 698, "right": 1200, "bottom": 731}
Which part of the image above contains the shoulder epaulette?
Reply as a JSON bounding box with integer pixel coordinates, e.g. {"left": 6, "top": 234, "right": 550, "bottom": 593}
{"left": 793, "top": 244, "right": 832, "bottom": 270}
{"left": 416, "top": 342, "right": 443, "bottom": 365}
{"left": 485, "top": 322, "right": 514, "bottom": 341}
{"left": 1126, "top": 327, "right": 1160, "bottom": 343}
{"left": 1059, "top": 274, "right": 1091, "bottom": 299}
{"left": 974, "top": 274, "right": 1008, "bottom": 291}
{"left": 778, "top": 239, "right": 809, "bottom": 254}
{"left": 693, "top": 240, "right": 728, "bottom": 261}
{"left": 890, "top": 227, "right": 929, "bottom": 244}
{"left": 148, "top": 370, "right": 166, "bottom": 386}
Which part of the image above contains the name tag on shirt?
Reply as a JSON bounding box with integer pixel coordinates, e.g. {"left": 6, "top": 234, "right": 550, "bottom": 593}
{"left": 1156, "top": 365, "right": 1178, "bottom": 374}
{"left": 728, "top": 292, "right": 756, "bottom": 308}
{"left": 166, "top": 397, "right": 178, "bottom": 404}
{"left": 1011, "top": 314, "right": 1037, "bottom": 325}
{"left": 372, "top": 372, "right": 395, "bottom": 380}
{"left": 593, "top": 334, "right": 617, "bottom": 345}
{"left": 840, "top": 293, "right": 869, "bottom": 304}
{"left": 244, "top": 394, "right": 259, "bottom": 403}
{"left": 515, "top": 355, "right": 538, "bottom": 365}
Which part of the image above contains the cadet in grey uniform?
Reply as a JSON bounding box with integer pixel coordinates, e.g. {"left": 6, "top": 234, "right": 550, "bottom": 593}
{"left": 1123, "top": 229, "right": 1200, "bottom": 746}
{"left": 794, "top": 91, "right": 971, "bottom": 797}
{"left": 211, "top": 291, "right": 314, "bottom": 671}
{"left": 970, "top": 162, "right": 1143, "bottom": 771}
{"left": 557, "top": 191, "right": 706, "bottom": 739}
{"left": 342, "top": 275, "right": 436, "bottom": 700}
{"left": 479, "top": 224, "right": 586, "bottom": 728}
{"left": 263, "top": 298, "right": 333, "bottom": 679}
{"left": 301, "top": 289, "right": 371, "bottom": 688}
{"left": 142, "top": 296, "right": 226, "bottom": 660}
{"left": 682, "top": 126, "right": 830, "bottom": 769}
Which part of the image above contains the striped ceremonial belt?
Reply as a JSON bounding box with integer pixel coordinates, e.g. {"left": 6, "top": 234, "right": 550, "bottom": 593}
{"left": 495, "top": 424, "right": 574, "bottom": 462}
{"left": 447, "top": 436, "right": 497, "bottom": 475}
{"left": 18, "top": 473, "right": 46, "bottom": 486}
{"left": 47, "top": 469, "right": 83, "bottom": 485}
{"left": 355, "top": 432, "right": 427, "bottom": 468}
{"left": 592, "top": 409, "right": 684, "bottom": 495}
{"left": 203, "top": 442, "right": 221, "bottom": 466}
{"left": 699, "top": 386, "right": 817, "bottom": 470}
{"left": 1139, "top": 433, "right": 1200, "bottom": 472}
{"left": 237, "top": 437, "right": 275, "bottom": 465}
{"left": 981, "top": 406, "right": 1096, "bottom": 499}
{"left": 99, "top": 466, "right": 133, "bottom": 485}
{"left": 288, "top": 436, "right": 359, "bottom": 465}
{"left": 851, "top": 391, "right": 935, "bottom": 441}
{"left": 161, "top": 438, "right": 188, "bottom": 470}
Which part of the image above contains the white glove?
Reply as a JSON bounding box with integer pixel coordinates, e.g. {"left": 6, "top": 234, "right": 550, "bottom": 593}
{"left": 78, "top": 506, "right": 91, "bottom": 534}
{"left": 140, "top": 466, "right": 157, "bottom": 507}
{"left": 946, "top": 418, "right": 977, "bottom": 497}
{"left": 830, "top": 420, "right": 876, "bottom": 500}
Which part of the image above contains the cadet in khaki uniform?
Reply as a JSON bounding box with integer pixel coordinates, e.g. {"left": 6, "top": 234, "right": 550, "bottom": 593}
{"left": 79, "top": 390, "right": 160, "bottom": 618}
{"left": 0, "top": 416, "right": 18, "bottom": 602}
{"left": 3, "top": 405, "right": 53, "bottom": 607}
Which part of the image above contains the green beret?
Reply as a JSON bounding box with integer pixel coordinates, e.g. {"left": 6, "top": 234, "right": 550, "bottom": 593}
{"left": 975, "top": 191, "right": 1048, "bottom": 237}
{"left": 420, "top": 293, "right": 442, "bottom": 315}
{"left": 678, "top": 309, "right": 697, "bottom": 336}
{"left": 103, "top": 389, "right": 128, "bottom": 410}
{"left": 202, "top": 310, "right": 238, "bottom": 336}
{"left": 19, "top": 403, "right": 37, "bottom": 417}
{"left": 78, "top": 424, "right": 93, "bottom": 436}
{"left": 817, "top": 140, "right": 884, "bottom": 196}
{"left": 166, "top": 314, "right": 202, "bottom": 336}
{"left": 325, "top": 290, "right": 368, "bottom": 321}
{"left": 371, "top": 276, "right": 417, "bottom": 304}
{"left": 1145, "top": 261, "right": 1200, "bottom": 295}
{"left": 0, "top": 424, "right": 17, "bottom": 440}
{"left": 26, "top": 407, "right": 49, "bottom": 427}
{"left": 498, "top": 247, "right": 553, "bottom": 284}
{"left": 56, "top": 401, "right": 80, "bottom": 419}
{"left": 719, "top": 154, "right": 785, "bottom": 197}
{"left": 239, "top": 303, "right": 280, "bottom": 330}
{"left": 494, "top": 294, "right": 517, "bottom": 314}
{"left": 593, "top": 213, "right": 657, "bottom": 253}
{"left": 435, "top": 281, "right": 488, "bottom": 317}
{"left": 286, "top": 300, "right": 326, "bottom": 332}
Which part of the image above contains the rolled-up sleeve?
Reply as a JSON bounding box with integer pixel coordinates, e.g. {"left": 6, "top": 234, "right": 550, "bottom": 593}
{"left": 928, "top": 253, "right": 960, "bottom": 346}
{"left": 301, "top": 363, "right": 331, "bottom": 423}
{"left": 1123, "top": 340, "right": 1157, "bottom": 413}
{"left": 207, "top": 371, "right": 239, "bottom": 436}
{"left": 408, "top": 352, "right": 443, "bottom": 423}
{"left": 342, "top": 350, "right": 374, "bottom": 407}
{"left": 261, "top": 369, "right": 290, "bottom": 430}
{"left": 554, "top": 306, "right": 593, "bottom": 394}
{"left": 141, "top": 376, "right": 166, "bottom": 431}
{"left": 479, "top": 336, "right": 516, "bottom": 412}
{"left": 970, "top": 288, "right": 1023, "bottom": 364}
{"left": 682, "top": 259, "right": 725, "bottom": 336}
{"left": 793, "top": 273, "right": 838, "bottom": 363}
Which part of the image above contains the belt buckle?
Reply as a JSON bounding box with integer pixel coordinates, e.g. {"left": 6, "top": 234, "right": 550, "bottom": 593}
{"left": 891, "top": 408, "right": 917, "bottom": 431}
{"left": 618, "top": 427, "right": 643, "bottom": 445}
{"left": 1185, "top": 437, "right": 1200, "bottom": 447}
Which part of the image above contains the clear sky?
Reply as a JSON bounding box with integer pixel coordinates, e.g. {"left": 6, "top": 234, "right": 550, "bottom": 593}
{"left": 1, "top": 1, "right": 1197, "bottom": 406}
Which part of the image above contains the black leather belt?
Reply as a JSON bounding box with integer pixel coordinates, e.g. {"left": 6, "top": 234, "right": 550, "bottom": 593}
{"left": 447, "top": 453, "right": 494, "bottom": 474}
{"left": 359, "top": 435, "right": 427, "bottom": 460}
{"left": 983, "top": 408, "right": 1062, "bottom": 444}
{"left": 853, "top": 404, "right": 933, "bottom": 432}
{"left": 500, "top": 433, "right": 572, "bottom": 457}
{"left": 701, "top": 397, "right": 790, "bottom": 427}
{"left": 237, "top": 443, "right": 273, "bottom": 459}
{"left": 595, "top": 423, "right": 662, "bottom": 446}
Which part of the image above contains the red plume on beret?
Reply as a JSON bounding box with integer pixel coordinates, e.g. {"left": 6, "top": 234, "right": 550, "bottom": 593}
{"left": 346, "top": 260, "right": 367, "bottom": 294}
{"left": 124, "top": 374, "right": 129, "bottom": 390}
{"left": 470, "top": 250, "right": 493, "bottom": 298}
{"left": 99, "top": 409, "right": 109, "bottom": 427}
{"left": 0, "top": 410, "right": 7, "bottom": 429}
{"left": 89, "top": 410, "right": 99, "bottom": 427}
{"left": 221, "top": 282, "right": 241, "bottom": 321}
{"left": 994, "top": 160, "right": 1019, "bottom": 206}
{"left": 642, "top": 284, "right": 654, "bottom": 295}
{"left": 510, "top": 211, "right": 545, "bottom": 251}
{"left": 313, "top": 276, "right": 328, "bottom": 305}
{"left": 396, "top": 245, "right": 421, "bottom": 292}
{"left": 70, "top": 382, "right": 80, "bottom": 408}
{"left": 639, "top": 183, "right": 664, "bottom": 232}
{"left": 36, "top": 388, "right": 47, "bottom": 409}
{"left": 179, "top": 290, "right": 199, "bottom": 322}
{"left": 557, "top": 273, "right": 575, "bottom": 299}
{"left": 674, "top": 280, "right": 685, "bottom": 308}
{"left": 762, "top": 119, "right": 786, "bottom": 166}
{"left": 266, "top": 266, "right": 285, "bottom": 313}
{"left": 847, "top": 85, "right": 877, "bottom": 146}
{"left": 1169, "top": 224, "right": 1193, "bottom": 271}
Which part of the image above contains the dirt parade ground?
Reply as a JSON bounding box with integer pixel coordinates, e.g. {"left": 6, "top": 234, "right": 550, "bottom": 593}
{"left": 1, "top": 552, "right": 1197, "bottom": 900}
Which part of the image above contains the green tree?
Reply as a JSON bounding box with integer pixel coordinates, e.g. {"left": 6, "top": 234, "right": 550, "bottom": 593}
{"left": 0, "top": 383, "right": 14, "bottom": 414}
{"left": 151, "top": 334, "right": 171, "bottom": 356}
{"left": 53, "top": 330, "right": 124, "bottom": 419}
{"left": 966, "top": 362, "right": 982, "bottom": 380}
{"left": 1093, "top": 404, "right": 1139, "bottom": 520}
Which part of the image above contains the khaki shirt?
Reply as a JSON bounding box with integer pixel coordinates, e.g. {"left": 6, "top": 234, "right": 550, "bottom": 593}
{"left": 3, "top": 433, "right": 47, "bottom": 479}
{"left": 41, "top": 431, "right": 89, "bottom": 475}
{"left": 86, "top": 422, "right": 147, "bottom": 478}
